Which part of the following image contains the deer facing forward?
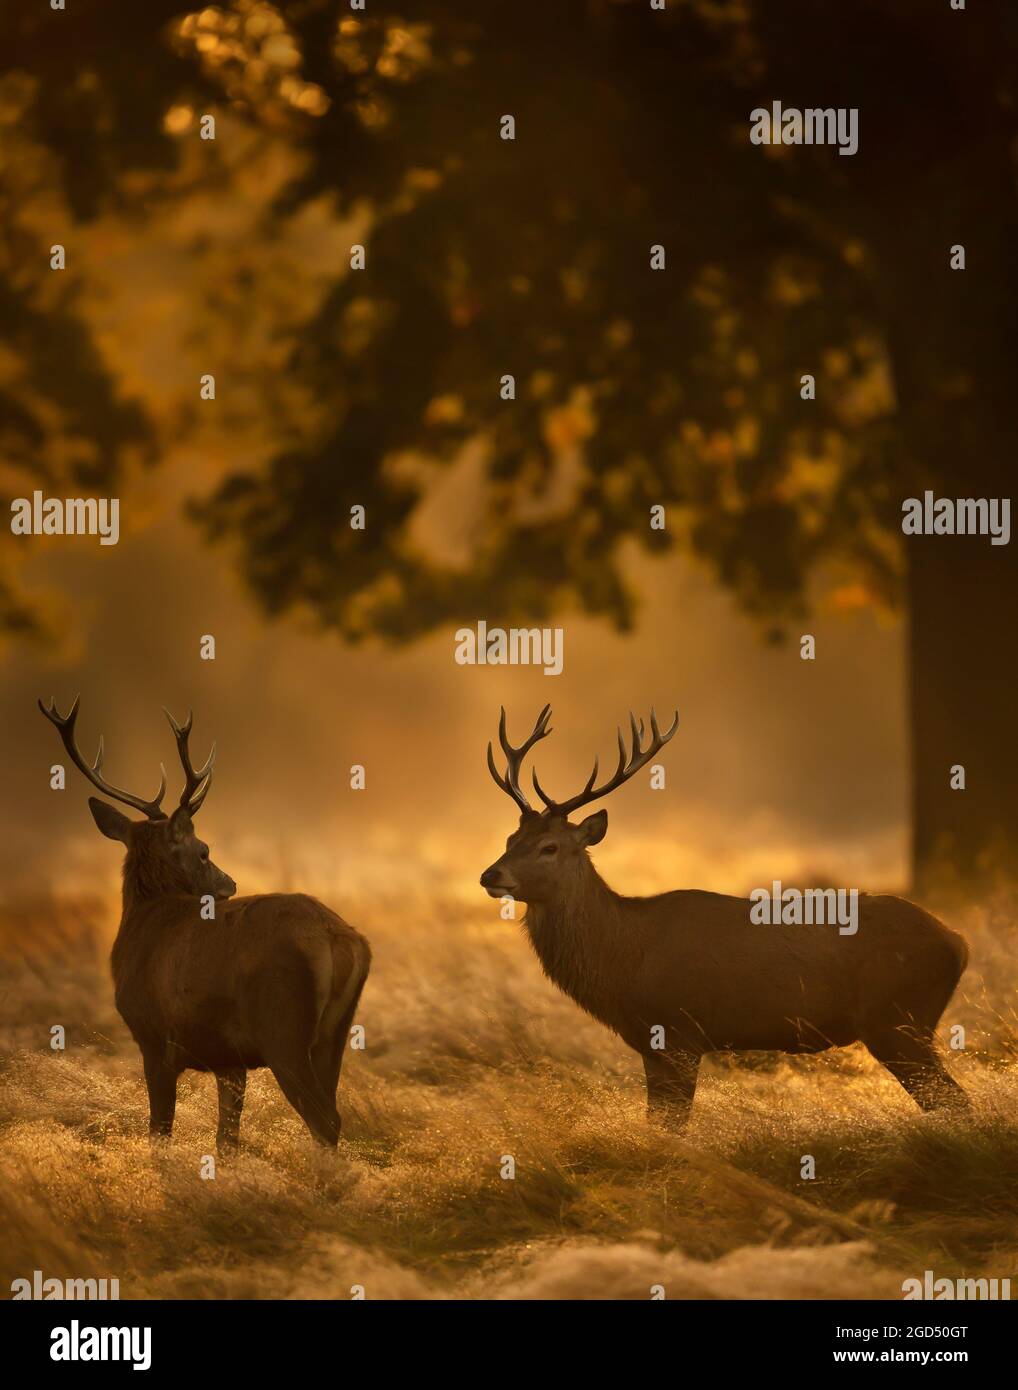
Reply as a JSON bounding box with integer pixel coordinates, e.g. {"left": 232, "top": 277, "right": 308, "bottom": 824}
{"left": 481, "top": 705, "right": 968, "bottom": 1125}
{"left": 40, "top": 697, "right": 370, "bottom": 1149}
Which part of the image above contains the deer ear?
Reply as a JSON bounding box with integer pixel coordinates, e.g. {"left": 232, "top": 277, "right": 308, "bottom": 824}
{"left": 169, "top": 805, "right": 193, "bottom": 841}
{"left": 574, "top": 809, "right": 608, "bottom": 846}
{"left": 88, "top": 797, "right": 133, "bottom": 843}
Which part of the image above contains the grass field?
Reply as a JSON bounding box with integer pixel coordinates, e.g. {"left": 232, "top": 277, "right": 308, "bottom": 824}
{"left": 2, "top": 886, "right": 1017, "bottom": 1300}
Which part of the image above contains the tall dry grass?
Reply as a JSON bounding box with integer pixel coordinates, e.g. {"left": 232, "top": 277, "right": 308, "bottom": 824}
{"left": 1, "top": 887, "right": 1017, "bottom": 1299}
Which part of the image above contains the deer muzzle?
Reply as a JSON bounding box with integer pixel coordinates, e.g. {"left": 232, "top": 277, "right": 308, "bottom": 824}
{"left": 480, "top": 863, "right": 516, "bottom": 897}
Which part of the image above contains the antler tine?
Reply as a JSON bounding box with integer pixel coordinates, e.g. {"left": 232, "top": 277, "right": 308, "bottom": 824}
{"left": 629, "top": 711, "right": 645, "bottom": 755}
{"left": 163, "top": 708, "right": 216, "bottom": 814}
{"left": 92, "top": 732, "right": 168, "bottom": 806}
{"left": 37, "top": 696, "right": 168, "bottom": 820}
{"left": 540, "top": 707, "right": 680, "bottom": 817}
{"left": 486, "top": 739, "right": 528, "bottom": 813}
{"left": 487, "top": 704, "right": 553, "bottom": 814}
{"left": 498, "top": 703, "right": 552, "bottom": 758}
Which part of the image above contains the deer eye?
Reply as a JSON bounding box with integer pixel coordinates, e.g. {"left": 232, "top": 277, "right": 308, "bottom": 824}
{"left": 538, "top": 843, "right": 558, "bottom": 857}
{"left": 199, "top": 846, "right": 209, "bottom": 862}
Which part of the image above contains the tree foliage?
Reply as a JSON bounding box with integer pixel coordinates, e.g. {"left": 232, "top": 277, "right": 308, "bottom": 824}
{"left": 2, "top": 0, "right": 1016, "bottom": 644}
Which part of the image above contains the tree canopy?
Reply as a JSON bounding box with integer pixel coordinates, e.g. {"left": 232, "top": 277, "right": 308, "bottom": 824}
{"left": 1, "top": 1, "right": 1015, "bottom": 663}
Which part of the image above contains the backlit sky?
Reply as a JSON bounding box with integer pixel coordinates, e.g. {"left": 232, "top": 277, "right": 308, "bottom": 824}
{"left": 3, "top": 508, "right": 907, "bottom": 906}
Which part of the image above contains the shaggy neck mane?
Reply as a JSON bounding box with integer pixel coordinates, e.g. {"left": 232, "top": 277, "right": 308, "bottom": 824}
{"left": 524, "top": 859, "right": 639, "bottom": 1027}
{"left": 120, "top": 839, "right": 184, "bottom": 916}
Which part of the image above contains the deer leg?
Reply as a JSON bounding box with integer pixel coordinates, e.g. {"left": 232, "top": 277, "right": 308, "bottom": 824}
{"left": 310, "top": 1033, "right": 346, "bottom": 1106}
{"left": 254, "top": 961, "right": 343, "bottom": 1146}
{"left": 266, "top": 1051, "right": 341, "bottom": 1147}
{"left": 141, "top": 1047, "right": 177, "bottom": 1139}
{"left": 643, "top": 1051, "right": 701, "bottom": 1128}
{"left": 311, "top": 984, "right": 367, "bottom": 1103}
{"left": 215, "top": 1068, "right": 247, "bottom": 1152}
{"left": 864, "top": 1026, "right": 969, "bottom": 1113}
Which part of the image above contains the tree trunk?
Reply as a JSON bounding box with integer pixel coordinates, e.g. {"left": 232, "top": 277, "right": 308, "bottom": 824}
{"left": 908, "top": 532, "right": 1018, "bottom": 897}
{"left": 865, "top": 48, "right": 1018, "bottom": 896}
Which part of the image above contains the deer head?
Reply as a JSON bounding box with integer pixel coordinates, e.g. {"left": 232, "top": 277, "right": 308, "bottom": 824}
{"left": 39, "top": 696, "right": 236, "bottom": 902}
{"left": 480, "top": 704, "right": 679, "bottom": 904}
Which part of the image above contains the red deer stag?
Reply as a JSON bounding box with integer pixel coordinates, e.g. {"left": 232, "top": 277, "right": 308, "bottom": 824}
{"left": 39, "top": 697, "right": 370, "bottom": 1149}
{"left": 481, "top": 705, "right": 968, "bottom": 1124}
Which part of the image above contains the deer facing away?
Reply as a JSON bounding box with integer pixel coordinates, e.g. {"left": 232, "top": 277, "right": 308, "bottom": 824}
{"left": 39, "top": 697, "right": 370, "bottom": 1149}
{"left": 481, "top": 706, "right": 968, "bottom": 1124}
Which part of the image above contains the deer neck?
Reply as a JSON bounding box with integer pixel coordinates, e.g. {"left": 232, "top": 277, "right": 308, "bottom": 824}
{"left": 117, "top": 847, "right": 185, "bottom": 923}
{"left": 112, "top": 853, "right": 188, "bottom": 984}
{"left": 523, "top": 862, "right": 635, "bottom": 1026}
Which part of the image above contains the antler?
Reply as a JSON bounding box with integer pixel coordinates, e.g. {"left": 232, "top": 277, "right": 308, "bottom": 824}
{"left": 38, "top": 695, "right": 168, "bottom": 820}
{"left": 533, "top": 707, "right": 679, "bottom": 817}
{"left": 163, "top": 708, "right": 216, "bottom": 814}
{"left": 487, "top": 704, "right": 553, "bottom": 814}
